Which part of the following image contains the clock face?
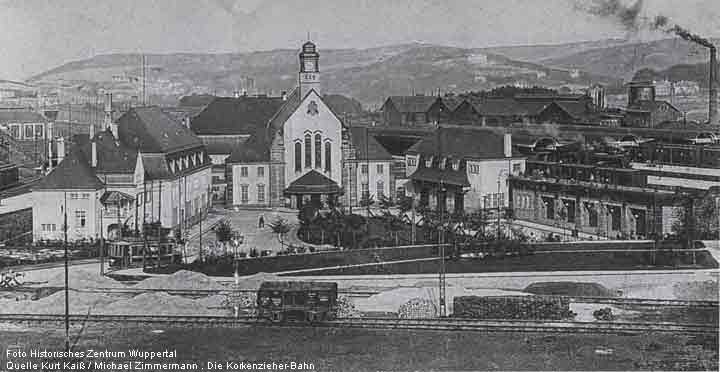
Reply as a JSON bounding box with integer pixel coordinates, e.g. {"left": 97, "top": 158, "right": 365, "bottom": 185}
{"left": 304, "top": 60, "right": 316, "bottom": 71}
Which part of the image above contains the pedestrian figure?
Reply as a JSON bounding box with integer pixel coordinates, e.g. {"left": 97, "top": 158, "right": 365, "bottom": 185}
{"left": 258, "top": 214, "right": 265, "bottom": 228}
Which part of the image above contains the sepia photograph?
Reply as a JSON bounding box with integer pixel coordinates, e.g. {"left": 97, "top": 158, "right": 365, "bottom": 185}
{"left": 0, "top": 0, "right": 718, "bottom": 371}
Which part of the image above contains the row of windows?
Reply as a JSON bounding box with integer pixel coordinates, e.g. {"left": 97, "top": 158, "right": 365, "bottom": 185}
{"left": 408, "top": 157, "right": 522, "bottom": 176}
{"left": 360, "top": 164, "right": 384, "bottom": 174}
{"left": 239, "top": 184, "right": 266, "bottom": 204}
{"left": 8, "top": 124, "right": 44, "bottom": 140}
{"left": 483, "top": 193, "right": 504, "bottom": 209}
{"left": 239, "top": 166, "right": 264, "bottom": 178}
{"left": 170, "top": 152, "right": 204, "bottom": 174}
{"left": 69, "top": 193, "right": 90, "bottom": 200}
{"left": 41, "top": 224, "right": 57, "bottom": 231}
{"left": 360, "top": 181, "right": 385, "bottom": 199}
{"left": 515, "top": 194, "right": 533, "bottom": 209}
{"left": 294, "top": 134, "right": 331, "bottom": 173}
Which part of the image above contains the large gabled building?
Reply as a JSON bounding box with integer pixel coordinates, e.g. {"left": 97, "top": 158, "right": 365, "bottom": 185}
{"left": 219, "top": 41, "right": 393, "bottom": 210}
{"left": 404, "top": 127, "right": 526, "bottom": 213}
{"left": 32, "top": 106, "right": 212, "bottom": 242}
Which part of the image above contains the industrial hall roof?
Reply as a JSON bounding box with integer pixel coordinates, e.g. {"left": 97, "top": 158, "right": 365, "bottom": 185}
{"left": 190, "top": 96, "right": 285, "bottom": 135}
{"left": 116, "top": 106, "right": 203, "bottom": 154}
{"left": 34, "top": 149, "right": 104, "bottom": 190}
{"left": 626, "top": 100, "right": 680, "bottom": 113}
{"left": 384, "top": 95, "right": 438, "bottom": 113}
{"left": 466, "top": 97, "right": 546, "bottom": 117}
{"left": 284, "top": 170, "right": 341, "bottom": 195}
{"left": 407, "top": 127, "right": 522, "bottom": 160}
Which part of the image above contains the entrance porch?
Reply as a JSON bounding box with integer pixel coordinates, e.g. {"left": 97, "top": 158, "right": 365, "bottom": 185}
{"left": 284, "top": 170, "right": 342, "bottom": 209}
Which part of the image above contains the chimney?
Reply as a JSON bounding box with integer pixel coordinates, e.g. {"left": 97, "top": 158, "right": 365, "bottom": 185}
{"left": 709, "top": 46, "right": 718, "bottom": 126}
{"left": 504, "top": 132, "right": 512, "bottom": 158}
{"left": 183, "top": 117, "right": 191, "bottom": 129}
{"left": 57, "top": 137, "right": 65, "bottom": 164}
{"left": 90, "top": 121, "right": 97, "bottom": 167}
{"left": 47, "top": 130, "right": 53, "bottom": 173}
{"left": 281, "top": 91, "right": 287, "bottom": 101}
{"left": 104, "top": 92, "right": 118, "bottom": 139}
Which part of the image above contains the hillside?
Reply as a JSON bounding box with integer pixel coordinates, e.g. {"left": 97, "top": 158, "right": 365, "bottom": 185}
{"left": 27, "top": 43, "right": 619, "bottom": 108}
{"left": 542, "top": 38, "right": 720, "bottom": 81}
{"left": 482, "top": 38, "right": 630, "bottom": 63}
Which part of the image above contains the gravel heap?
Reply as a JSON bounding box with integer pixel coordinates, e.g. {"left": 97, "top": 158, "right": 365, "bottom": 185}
{"left": 45, "top": 271, "right": 123, "bottom": 289}
{"left": 96, "top": 292, "right": 226, "bottom": 316}
{"left": 0, "top": 290, "right": 116, "bottom": 315}
{"left": 134, "top": 270, "right": 225, "bottom": 291}
{"left": 398, "top": 298, "right": 437, "bottom": 319}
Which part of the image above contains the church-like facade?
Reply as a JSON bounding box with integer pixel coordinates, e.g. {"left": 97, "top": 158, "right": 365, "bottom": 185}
{"left": 221, "top": 41, "right": 394, "bottom": 209}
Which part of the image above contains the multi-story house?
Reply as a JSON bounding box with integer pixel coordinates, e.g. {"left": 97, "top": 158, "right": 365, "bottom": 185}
{"left": 404, "top": 127, "right": 525, "bottom": 213}
{"left": 32, "top": 105, "right": 212, "bottom": 242}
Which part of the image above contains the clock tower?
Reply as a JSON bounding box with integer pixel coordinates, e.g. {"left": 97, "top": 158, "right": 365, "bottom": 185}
{"left": 299, "top": 41, "right": 320, "bottom": 98}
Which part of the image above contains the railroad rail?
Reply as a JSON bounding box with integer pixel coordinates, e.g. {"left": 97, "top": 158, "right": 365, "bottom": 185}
{"left": 0, "top": 314, "right": 715, "bottom": 335}
{"left": 77, "top": 287, "right": 720, "bottom": 307}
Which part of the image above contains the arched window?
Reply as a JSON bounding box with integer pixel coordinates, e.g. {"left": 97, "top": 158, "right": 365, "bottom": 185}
{"left": 314, "top": 134, "right": 322, "bottom": 169}
{"left": 304, "top": 134, "right": 311, "bottom": 168}
{"left": 324, "top": 141, "right": 331, "bottom": 172}
{"left": 294, "top": 142, "right": 302, "bottom": 172}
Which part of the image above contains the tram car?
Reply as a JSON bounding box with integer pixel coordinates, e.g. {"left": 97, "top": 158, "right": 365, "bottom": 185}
{"left": 107, "top": 240, "right": 181, "bottom": 269}
{"left": 257, "top": 281, "right": 338, "bottom": 322}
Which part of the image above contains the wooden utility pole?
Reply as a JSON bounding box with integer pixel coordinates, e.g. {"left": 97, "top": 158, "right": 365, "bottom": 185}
{"left": 63, "top": 191, "right": 69, "bottom": 353}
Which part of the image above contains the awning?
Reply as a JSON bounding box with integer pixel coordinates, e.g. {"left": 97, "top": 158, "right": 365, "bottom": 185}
{"left": 284, "top": 170, "right": 341, "bottom": 195}
{"left": 409, "top": 167, "right": 470, "bottom": 187}
{"left": 100, "top": 190, "right": 135, "bottom": 205}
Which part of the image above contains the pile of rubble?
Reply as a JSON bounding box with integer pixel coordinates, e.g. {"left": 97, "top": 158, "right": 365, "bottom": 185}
{"left": 453, "top": 296, "right": 575, "bottom": 320}
{"left": 134, "top": 270, "right": 224, "bottom": 291}
{"left": 397, "top": 298, "right": 437, "bottom": 319}
{"left": 96, "top": 292, "right": 226, "bottom": 316}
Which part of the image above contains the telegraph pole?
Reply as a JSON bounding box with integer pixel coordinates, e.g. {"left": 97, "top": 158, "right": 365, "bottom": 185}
{"left": 63, "top": 191, "right": 69, "bottom": 353}
{"left": 437, "top": 127, "right": 446, "bottom": 317}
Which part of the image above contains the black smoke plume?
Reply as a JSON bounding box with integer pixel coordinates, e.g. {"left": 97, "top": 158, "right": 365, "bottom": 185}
{"left": 652, "top": 15, "right": 714, "bottom": 48}
{"left": 575, "top": 0, "right": 644, "bottom": 32}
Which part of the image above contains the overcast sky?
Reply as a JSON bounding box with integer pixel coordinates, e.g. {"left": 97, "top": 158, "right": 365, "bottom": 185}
{"left": 1, "top": 0, "right": 719, "bottom": 81}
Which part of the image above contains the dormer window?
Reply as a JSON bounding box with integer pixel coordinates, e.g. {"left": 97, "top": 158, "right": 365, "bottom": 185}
{"left": 197, "top": 153, "right": 202, "bottom": 165}
{"left": 425, "top": 156, "right": 433, "bottom": 168}
{"left": 191, "top": 153, "right": 196, "bottom": 167}
{"left": 452, "top": 159, "right": 460, "bottom": 171}
{"left": 439, "top": 157, "right": 446, "bottom": 170}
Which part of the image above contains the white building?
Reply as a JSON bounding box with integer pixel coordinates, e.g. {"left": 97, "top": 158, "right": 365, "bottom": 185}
{"left": 32, "top": 105, "right": 212, "bottom": 242}
{"left": 217, "top": 41, "right": 390, "bottom": 209}
{"left": 404, "top": 127, "right": 526, "bottom": 213}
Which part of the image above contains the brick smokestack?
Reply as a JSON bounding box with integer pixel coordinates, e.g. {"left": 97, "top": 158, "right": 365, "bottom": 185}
{"left": 710, "top": 46, "right": 718, "bottom": 126}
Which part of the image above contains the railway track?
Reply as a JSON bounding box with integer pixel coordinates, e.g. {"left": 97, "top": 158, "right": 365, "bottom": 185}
{"left": 0, "top": 314, "right": 715, "bottom": 335}
{"left": 79, "top": 287, "right": 720, "bottom": 306}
